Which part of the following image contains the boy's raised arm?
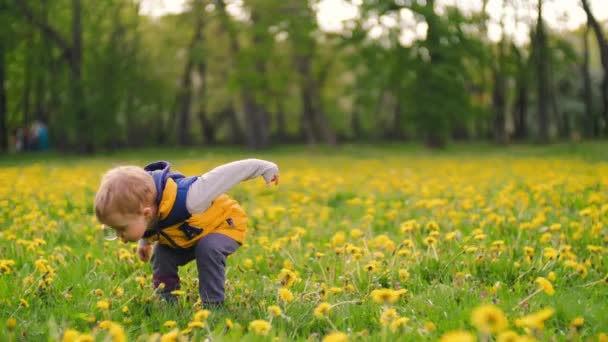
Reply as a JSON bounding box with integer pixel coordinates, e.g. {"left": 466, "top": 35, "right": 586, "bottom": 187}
{"left": 186, "top": 158, "right": 279, "bottom": 213}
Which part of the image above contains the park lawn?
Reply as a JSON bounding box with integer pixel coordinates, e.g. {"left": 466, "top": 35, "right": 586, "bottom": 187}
{"left": 0, "top": 142, "right": 607, "bottom": 341}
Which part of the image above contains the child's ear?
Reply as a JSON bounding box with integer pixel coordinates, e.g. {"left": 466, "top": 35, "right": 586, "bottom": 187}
{"left": 142, "top": 206, "right": 154, "bottom": 218}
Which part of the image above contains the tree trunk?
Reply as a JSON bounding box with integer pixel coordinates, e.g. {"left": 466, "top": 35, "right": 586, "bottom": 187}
{"left": 511, "top": 42, "right": 529, "bottom": 140}
{"left": 215, "top": 0, "right": 267, "bottom": 149}
{"left": 581, "top": 0, "right": 608, "bottom": 135}
{"left": 536, "top": 0, "right": 549, "bottom": 142}
{"left": 196, "top": 61, "right": 216, "bottom": 145}
{"left": 23, "top": 30, "right": 33, "bottom": 125}
{"left": 275, "top": 100, "right": 287, "bottom": 142}
{"left": 0, "top": 39, "right": 7, "bottom": 152}
{"left": 175, "top": 7, "right": 205, "bottom": 146}
{"left": 581, "top": 21, "right": 595, "bottom": 137}
{"left": 69, "top": 0, "right": 91, "bottom": 152}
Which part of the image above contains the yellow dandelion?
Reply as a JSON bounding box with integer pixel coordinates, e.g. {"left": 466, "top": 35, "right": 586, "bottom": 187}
{"left": 225, "top": 318, "right": 234, "bottom": 330}
{"left": 424, "top": 321, "right": 436, "bottom": 332}
{"left": 515, "top": 307, "right": 555, "bottom": 329}
{"left": 96, "top": 300, "right": 111, "bottom": 310}
{"left": 187, "top": 321, "right": 206, "bottom": 329}
{"left": 398, "top": 269, "right": 410, "bottom": 281}
{"left": 569, "top": 317, "right": 584, "bottom": 329}
{"left": 279, "top": 287, "right": 294, "bottom": 302}
{"left": 439, "top": 330, "right": 476, "bottom": 342}
{"left": 389, "top": 317, "right": 409, "bottom": 332}
{"left": 277, "top": 268, "right": 298, "bottom": 287}
{"left": 496, "top": 330, "right": 520, "bottom": 342}
{"left": 370, "top": 288, "right": 402, "bottom": 304}
{"left": 322, "top": 331, "right": 349, "bottom": 342}
{"left": 535, "top": 277, "right": 555, "bottom": 295}
{"left": 471, "top": 304, "right": 508, "bottom": 334}
{"left": 423, "top": 236, "right": 437, "bottom": 247}
{"left": 314, "top": 302, "right": 332, "bottom": 318}
{"left": 160, "top": 329, "right": 179, "bottom": 342}
{"left": 62, "top": 329, "right": 80, "bottom": 342}
{"left": 7, "top": 318, "right": 16, "bottom": 331}
{"left": 268, "top": 305, "right": 282, "bottom": 316}
{"left": 170, "top": 290, "right": 185, "bottom": 296}
{"left": 163, "top": 320, "right": 177, "bottom": 328}
{"left": 193, "top": 309, "right": 210, "bottom": 321}
{"left": 380, "top": 308, "right": 398, "bottom": 325}
{"left": 248, "top": 319, "right": 271, "bottom": 336}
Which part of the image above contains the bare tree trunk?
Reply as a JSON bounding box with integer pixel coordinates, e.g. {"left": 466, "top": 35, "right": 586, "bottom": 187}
{"left": 296, "top": 55, "right": 317, "bottom": 145}
{"left": 0, "top": 39, "right": 7, "bottom": 152}
{"left": 175, "top": 6, "right": 205, "bottom": 146}
{"left": 275, "top": 100, "right": 287, "bottom": 142}
{"left": 196, "top": 61, "right": 216, "bottom": 145}
{"left": 536, "top": 0, "right": 550, "bottom": 142}
{"left": 511, "top": 42, "right": 529, "bottom": 140}
{"left": 69, "top": 0, "right": 91, "bottom": 152}
{"left": 581, "top": 0, "right": 608, "bottom": 135}
{"left": 492, "top": 9, "right": 507, "bottom": 144}
{"left": 17, "top": 0, "right": 90, "bottom": 152}
{"left": 215, "top": 0, "right": 267, "bottom": 149}
{"left": 23, "top": 30, "right": 33, "bottom": 124}
{"left": 581, "top": 21, "right": 595, "bottom": 137}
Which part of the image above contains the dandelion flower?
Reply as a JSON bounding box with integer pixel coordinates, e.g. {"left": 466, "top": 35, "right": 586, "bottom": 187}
{"left": 515, "top": 307, "right": 555, "bottom": 330}
{"left": 322, "top": 331, "right": 349, "bottom": 342}
{"left": 439, "top": 330, "right": 475, "bottom": 342}
{"left": 569, "top": 317, "right": 584, "bottom": 329}
{"left": 314, "top": 302, "right": 332, "bottom": 318}
{"left": 279, "top": 288, "right": 294, "bottom": 302}
{"left": 7, "top": 318, "right": 16, "bottom": 331}
{"left": 535, "top": 277, "right": 555, "bottom": 295}
{"left": 370, "top": 289, "right": 402, "bottom": 304}
{"left": 96, "top": 300, "right": 111, "bottom": 310}
{"left": 268, "top": 305, "right": 282, "bottom": 316}
{"left": 160, "top": 329, "right": 179, "bottom": 342}
{"left": 248, "top": 319, "right": 271, "bottom": 336}
{"left": 163, "top": 320, "right": 177, "bottom": 328}
{"left": 389, "top": 317, "right": 409, "bottom": 332}
{"left": 193, "top": 309, "right": 210, "bottom": 321}
{"left": 471, "top": 304, "right": 508, "bottom": 334}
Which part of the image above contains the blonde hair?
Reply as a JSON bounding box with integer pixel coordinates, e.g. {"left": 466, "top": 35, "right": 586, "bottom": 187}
{"left": 95, "top": 166, "right": 156, "bottom": 222}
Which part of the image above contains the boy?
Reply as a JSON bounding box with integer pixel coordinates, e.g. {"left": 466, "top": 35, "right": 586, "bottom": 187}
{"left": 94, "top": 158, "right": 279, "bottom": 305}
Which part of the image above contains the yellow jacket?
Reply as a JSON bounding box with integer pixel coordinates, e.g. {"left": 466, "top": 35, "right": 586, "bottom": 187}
{"left": 142, "top": 161, "right": 247, "bottom": 248}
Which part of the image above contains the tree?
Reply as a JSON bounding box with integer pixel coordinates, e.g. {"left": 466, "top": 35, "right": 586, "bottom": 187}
{"left": 534, "top": 0, "right": 550, "bottom": 142}
{"left": 581, "top": 0, "right": 608, "bottom": 135}
{"left": 215, "top": 0, "right": 269, "bottom": 149}
{"left": 16, "top": 0, "right": 90, "bottom": 151}
{"left": 581, "top": 21, "right": 596, "bottom": 137}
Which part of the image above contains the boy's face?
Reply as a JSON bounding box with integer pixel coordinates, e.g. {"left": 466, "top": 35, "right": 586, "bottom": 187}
{"left": 103, "top": 207, "right": 155, "bottom": 243}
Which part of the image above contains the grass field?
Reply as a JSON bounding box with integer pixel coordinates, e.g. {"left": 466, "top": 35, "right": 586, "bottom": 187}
{"left": 1, "top": 142, "right": 607, "bottom": 341}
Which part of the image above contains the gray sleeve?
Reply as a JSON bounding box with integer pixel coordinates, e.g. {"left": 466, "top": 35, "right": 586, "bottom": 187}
{"left": 186, "top": 158, "right": 279, "bottom": 213}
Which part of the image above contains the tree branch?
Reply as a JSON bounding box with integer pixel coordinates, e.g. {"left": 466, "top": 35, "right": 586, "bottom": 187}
{"left": 14, "top": 0, "right": 72, "bottom": 62}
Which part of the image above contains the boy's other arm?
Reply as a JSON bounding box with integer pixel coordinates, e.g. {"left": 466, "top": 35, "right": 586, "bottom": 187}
{"left": 186, "top": 158, "right": 279, "bottom": 213}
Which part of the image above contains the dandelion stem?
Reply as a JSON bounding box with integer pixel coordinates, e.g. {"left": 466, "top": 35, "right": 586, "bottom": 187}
{"left": 516, "top": 288, "right": 542, "bottom": 308}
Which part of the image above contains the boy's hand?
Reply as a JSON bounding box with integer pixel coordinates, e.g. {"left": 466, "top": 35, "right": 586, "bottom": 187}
{"left": 266, "top": 174, "right": 279, "bottom": 186}
{"left": 137, "top": 242, "right": 152, "bottom": 262}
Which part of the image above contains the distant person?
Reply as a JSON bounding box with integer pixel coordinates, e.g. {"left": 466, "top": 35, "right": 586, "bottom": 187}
{"left": 28, "top": 119, "right": 50, "bottom": 151}
{"left": 94, "top": 159, "right": 279, "bottom": 307}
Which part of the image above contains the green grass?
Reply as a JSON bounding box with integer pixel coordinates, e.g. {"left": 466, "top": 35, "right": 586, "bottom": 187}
{"left": 1, "top": 142, "right": 607, "bottom": 341}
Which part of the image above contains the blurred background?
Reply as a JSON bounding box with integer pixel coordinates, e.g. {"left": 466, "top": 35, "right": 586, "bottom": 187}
{"left": 0, "top": 0, "right": 607, "bottom": 153}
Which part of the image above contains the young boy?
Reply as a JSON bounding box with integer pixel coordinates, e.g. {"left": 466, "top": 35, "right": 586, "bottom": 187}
{"left": 94, "top": 158, "right": 279, "bottom": 306}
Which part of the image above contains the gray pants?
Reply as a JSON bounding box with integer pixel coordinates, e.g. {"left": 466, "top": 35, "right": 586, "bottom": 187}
{"left": 151, "top": 233, "right": 240, "bottom": 304}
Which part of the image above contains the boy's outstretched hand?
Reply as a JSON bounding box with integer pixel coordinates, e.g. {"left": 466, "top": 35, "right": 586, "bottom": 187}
{"left": 137, "top": 242, "right": 152, "bottom": 262}
{"left": 266, "top": 174, "right": 279, "bottom": 186}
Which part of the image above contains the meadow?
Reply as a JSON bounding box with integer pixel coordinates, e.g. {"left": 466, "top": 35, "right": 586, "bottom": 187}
{"left": 1, "top": 143, "right": 607, "bottom": 341}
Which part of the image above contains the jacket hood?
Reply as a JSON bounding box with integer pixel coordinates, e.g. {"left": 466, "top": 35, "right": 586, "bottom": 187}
{"left": 144, "top": 161, "right": 185, "bottom": 204}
